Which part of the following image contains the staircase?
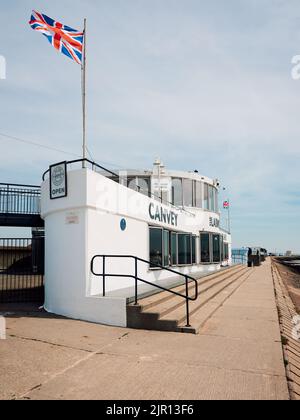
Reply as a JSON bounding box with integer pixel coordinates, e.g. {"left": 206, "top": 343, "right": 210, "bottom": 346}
{"left": 127, "top": 265, "right": 252, "bottom": 334}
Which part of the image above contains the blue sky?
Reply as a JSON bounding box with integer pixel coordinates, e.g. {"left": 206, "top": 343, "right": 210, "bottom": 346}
{"left": 0, "top": 0, "right": 300, "bottom": 253}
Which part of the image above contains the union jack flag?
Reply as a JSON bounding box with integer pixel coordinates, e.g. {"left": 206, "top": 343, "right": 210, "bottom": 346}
{"left": 223, "top": 201, "right": 230, "bottom": 209}
{"left": 29, "top": 11, "right": 84, "bottom": 65}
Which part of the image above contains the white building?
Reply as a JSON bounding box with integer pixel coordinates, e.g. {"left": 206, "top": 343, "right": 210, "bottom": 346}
{"left": 41, "top": 159, "right": 232, "bottom": 328}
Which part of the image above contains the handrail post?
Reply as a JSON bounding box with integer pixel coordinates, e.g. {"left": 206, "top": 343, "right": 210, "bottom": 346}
{"left": 185, "top": 276, "right": 191, "bottom": 327}
{"left": 135, "top": 257, "right": 138, "bottom": 305}
{"left": 6, "top": 184, "right": 9, "bottom": 214}
{"left": 103, "top": 256, "right": 106, "bottom": 297}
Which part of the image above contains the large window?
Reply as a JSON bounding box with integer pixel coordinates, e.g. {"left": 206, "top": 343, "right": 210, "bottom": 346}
{"left": 183, "top": 179, "right": 193, "bottom": 207}
{"left": 200, "top": 233, "right": 210, "bottom": 263}
{"left": 224, "top": 243, "right": 229, "bottom": 260}
{"left": 220, "top": 236, "right": 224, "bottom": 261}
{"left": 150, "top": 228, "right": 197, "bottom": 267}
{"left": 178, "top": 234, "right": 192, "bottom": 265}
{"left": 203, "top": 184, "right": 219, "bottom": 213}
{"left": 128, "top": 177, "right": 150, "bottom": 197}
{"left": 212, "top": 234, "right": 221, "bottom": 263}
{"left": 194, "top": 181, "right": 202, "bottom": 208}
{"left": 150, "top": 228, "right": 163, "bottom": 267}
{"left": 209, "top": 186, "right": 215, "bottom": 212}
{"left": 192, "top": 236, "right": 197, "bottom": 264}
{"left": 204, "top": 184, "right": 209, "bottom": 210}
{"left": 171, "top": 178, "right": 183, "bottom": 207}
{"left": 163, "top": 230, "right": 170, "bottom": 267}
{"left": 171, "top": 232, "right": 178, "bottom": 266}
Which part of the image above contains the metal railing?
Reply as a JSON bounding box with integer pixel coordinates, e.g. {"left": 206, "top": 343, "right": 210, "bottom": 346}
{"left": 0, "top": 183, "right": 41, "bottom": 215}
{"left": 42, "top": 158, "right": 196, "bottom": 217}
{"left": 42, "top": 158, "right": 119, "bottom": 181}
{"left": 232, "top": 252, "right": 248, "bottom": 265}
{"left": 91, "top": 255, "right": 198, "bottom": 327}
{"left": 0, "top": 237, "right": 44, "bottom": 303}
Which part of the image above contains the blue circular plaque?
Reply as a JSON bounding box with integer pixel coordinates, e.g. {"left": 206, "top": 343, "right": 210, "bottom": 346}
{"left": 120, "top": 219, "right": 127, "bottom": 231}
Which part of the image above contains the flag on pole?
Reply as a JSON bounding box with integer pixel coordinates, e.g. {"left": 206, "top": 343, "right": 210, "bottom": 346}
{"left": 223, "top": 201, "right": 230, "bottom": 209}
{"left": 29, "top": 11, "right": 84, "bottom": 65}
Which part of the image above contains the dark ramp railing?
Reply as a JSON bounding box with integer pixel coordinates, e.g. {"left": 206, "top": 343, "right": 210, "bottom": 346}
{"left": 91, "top": 255, "right": 199, "bottom": 327}
{"left": 0, "top": 183, "right": 41, "bottom": 215}
{"left": 0, "top": 237, "right": 44, "bottom": 303}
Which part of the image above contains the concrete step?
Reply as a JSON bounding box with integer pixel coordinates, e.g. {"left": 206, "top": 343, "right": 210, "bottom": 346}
{"left": 142, "top": 266, "right": 248, "bottom": 320}
{"left": 178, "top": 269, "right": 253, "bottom": 334}
{"left": 135, "top": 265, "right": 244, "bottom": 312}
{"left": 127, "top": 265, "right": 249, "bottom": 334}
{"left": 160, "top": 267, "right": 250, "bottom": 328}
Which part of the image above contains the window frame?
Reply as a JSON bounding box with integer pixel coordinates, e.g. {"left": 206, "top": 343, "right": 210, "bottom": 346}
{"left": 212, "top": 234, "right": 221, "bottom": 263}
{"left": 170, "top": 232, "right": 178, "bottom": 266}
{"left": 200, "top": 232, "right": 211, "bottom": 264}
{"left": 183, "top": 179, "right": 193, "bottom": 208}
{"left": 149, "top": 227, "right": 163, "bottom": 269}
{"left": 171, "top": 178, "right": 183, "bottom": 207}
{"left": 163, "top": 229, "right": 170, "bottom": 267}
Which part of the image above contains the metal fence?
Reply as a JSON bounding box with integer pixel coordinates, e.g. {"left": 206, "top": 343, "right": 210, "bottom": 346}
{"left": 0, "top": 183, "right": 41, "bottom": 215}
{"left": 0, "top": 238, "right": 44, "bottom": 303}
{"left": 232, "top": 249, "right": 248, "bottom": 265}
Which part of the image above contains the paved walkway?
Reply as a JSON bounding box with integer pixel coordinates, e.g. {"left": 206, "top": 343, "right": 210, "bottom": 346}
{"left": 0, "top": 260, "right": 290, "bottom": 400}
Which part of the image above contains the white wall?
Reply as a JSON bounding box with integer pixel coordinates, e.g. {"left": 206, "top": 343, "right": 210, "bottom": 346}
{"left": 41, "top": 168, "right": 231, "bottom": 327}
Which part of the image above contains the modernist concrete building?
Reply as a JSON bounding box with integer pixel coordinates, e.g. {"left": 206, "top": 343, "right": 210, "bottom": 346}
{"left": 41, "top": 159, "right": 231, "bottom": 327}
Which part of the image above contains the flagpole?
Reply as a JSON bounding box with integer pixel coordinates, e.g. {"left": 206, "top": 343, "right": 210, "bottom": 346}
{"left": 81, "top": 18, "right": 87, "bottom": 168}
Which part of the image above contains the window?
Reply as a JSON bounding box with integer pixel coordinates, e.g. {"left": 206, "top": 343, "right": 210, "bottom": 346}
{"left": 178, "top": 234, "right": 192, "bottom": 265}
{"left": 192, "top": 236, "right": 197, "bottom": 264}
{"left": 128, "top": 177, "right": 150, "bottom": 197}
{"left": 138, "top": 178, "right": 150, "bottom": 197}
{"left": 172, "top": 178, "right": 183, "bottom": 207}
{"left": 213, "top": 234, "right": 221, "bottom": 263}
{"left": 171, "top": 232, "right": 178, "bottom": 266}
{"left": 224, "top": 243, "right": 229, "bottom": 260}
{"left": 183, "top": 179, "right": 193, "bottom": 207}
{"left": 150, "top": 228, "right": 163, "bottom": 267}
{"left": 150, "top": 228, "right": 195, "bottom": 267}
{"left": 128, "top": 178, "right": 137, "bottom": 191}
{"left": 220, "top": 236, "right": 224, "bottom": 261}
{"left": 194, "top": 182, "right": 202, "bottom": 208}
{"left": 204, "top": 184, "right": 209, "bottom": 210}
{"left": 209, "top": 186, "right": 215, "bottom": 212}
{"left": 161, "top": 191, "right": 169, "bottom": 205}
{"left": 200, "top": 233, "right": 210, "bottom": 263}
{"left": 163, "top": 230, "right": 170, "bottom": 267}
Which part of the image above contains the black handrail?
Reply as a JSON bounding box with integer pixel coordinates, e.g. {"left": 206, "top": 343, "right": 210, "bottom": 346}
{"left": 0, "top": 183, "right": 41, "bottom": 189}
{"left": 42, "top": 158, "right": 119, "bottom": 181}
{"left": 91, "top": 254, "right": 199, "bottom": 327}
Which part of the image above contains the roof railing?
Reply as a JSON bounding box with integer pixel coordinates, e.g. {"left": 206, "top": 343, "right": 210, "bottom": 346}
{"left": 42, "top": 158, "right": 196, "bottom": 217}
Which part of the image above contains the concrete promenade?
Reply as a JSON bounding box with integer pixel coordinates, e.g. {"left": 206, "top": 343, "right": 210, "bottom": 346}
{"left": 0, "top": 260, "right": 290, "bottom": 400}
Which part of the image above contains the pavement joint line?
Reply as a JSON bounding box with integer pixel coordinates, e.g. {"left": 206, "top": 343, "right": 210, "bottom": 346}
{"left": 15, "top": 331, "right": 132, "bottom": 401}
{"left": 97, "top": 348, "right": 288, "bottom": 379}
{"left": 198, "top": 331, "right": 282, "bottom": 344}
{"left": 7, "top": 334, "right": 97, "bottom": 354}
